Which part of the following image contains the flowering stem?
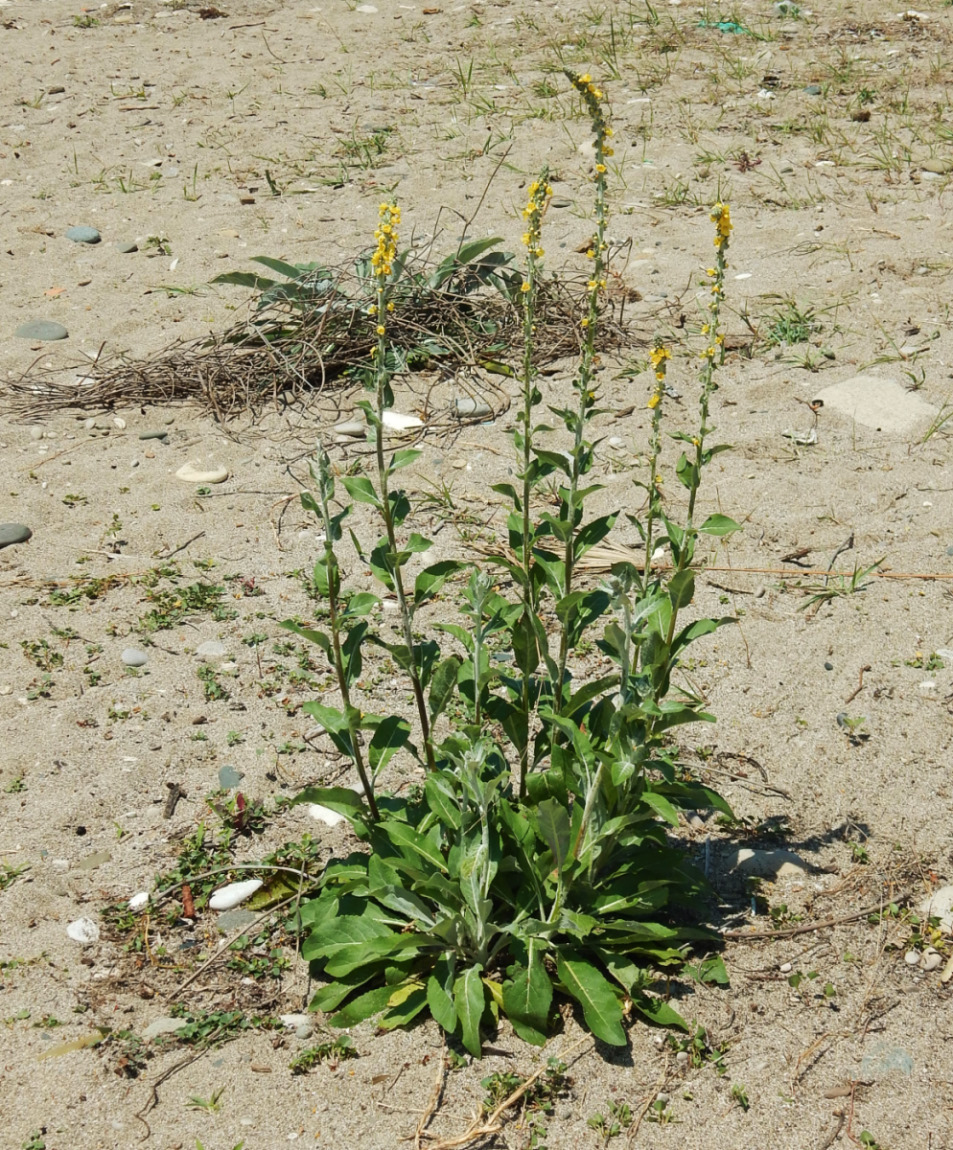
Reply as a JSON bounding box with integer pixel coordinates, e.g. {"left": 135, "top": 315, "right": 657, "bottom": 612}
{"left": 370, "top": 204, "right": 436, "bottom": 772}
{"left": 556, "top": 71, "right": 613, "bottom": 713}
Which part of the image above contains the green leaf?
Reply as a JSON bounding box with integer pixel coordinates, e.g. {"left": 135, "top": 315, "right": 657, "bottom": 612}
{"left": 428, "top": 655, "right": 461, "bottom": 723}
{"left": 414, "top": 560, "right": 461, "bottom": 606}
{"left": 280, "top": 618, "right": 331, "bottom": 656}
{"left": 250, "top": 255, "right": 318, "bottom": 280}
{"left": 535, "top": 798, "right": 571, "bottom": 871}
{"left": 427, "top": 956, "right": 458, "bottom": 1034}
{"left": 698, "top": 514, "right": 741, "bottom": 537}
{"left": 379, "top": 984, "right": 428, "bottom": 1029}
{"left": 454, "top": 964, "right": 486, "bottom": 1057}
{"left": 330, "top": 983, "right": 395, "bottom": 1027}
{"left": 556, "top": 951, "right": 626, "bottom": 1046}
{"left": 424, "top": 772, "right": 461, "bottom": 830}
{"left": 291, "top": 785, "right": 368, "bottom": 823}
{"left": 668, "top": 569, "right": 695, "bottom": 610}
{"left": 684, "top": 956, "right": 729, "bottom": 987}
{"left": 642, "top": 790, "right": 680, "bottom": 827}
{"left": 390, "top": 448, "right": 422, "bottom": 473}
{"left": 502, "top": 954, "right": 552, "bottom": 1036}
{"left": 379, "top": 820, "right": 447, "bottom": 873}
{"left": 341, "top": 475, "right": 382, "bottom": 508}
{"left": 630, "top": 994, "right": 688, "bottom": 1031}
{"left": 210, "top": 271, "right": 276, "bottom": 291}
{"left": 309, "top": 966, "right": 382, "bottom": 1012}
{"left": 368, "top": 715, "right": 410, "bottom": 776}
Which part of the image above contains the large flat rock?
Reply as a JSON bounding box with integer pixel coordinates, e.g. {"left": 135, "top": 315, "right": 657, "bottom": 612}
{"left": 813, "top": 374, "right": 937, "bottom": 435}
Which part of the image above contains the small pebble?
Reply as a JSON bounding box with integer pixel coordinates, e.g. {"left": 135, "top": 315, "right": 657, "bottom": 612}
{"left": 113, "top": 417, "right": 126, "bottom": 430}
{"left": 114, "top": 241, "right": 138, "bottom": 254}
{"left": 139, "top": 430, "right": 168, "bottom": 441}
{"left": 128, "top": 892, "right": 150, "bottom": 912}
{"left": 65, "top": 225, "right": 101, "bottom": 245}
{"left": 122, "top": 648, "right": 148, "bottom": 668}
{"left": 0, "top": 523, "right": 32, "bottom": 549}
{"left": 333, "top": 420, "right": 365, "bottom": 438}
{"left": 608, "top": 436, "right": 625, "bottom": 449}
{"left": 779, "top": 962, "right": 793, "bottom": 974}
{"left": 295, "top": 1024, "right": 313, "bottom": 1041}
{"left": 904, "top": 950, "right": 922, "bottom": 966}
{"left": 804, "top": 84, "right": 822, "bottom": 95}
{"left": 15, "top": 320, "right": 68, "bottom": 341}
{"left": 824, "top": 661, "right": 834, "bottom": 671}
{"left": 30, "top": 427, "right": 44, "bottom": 441}
{"left": 922, "top": 950, "right": 943, "bottom": 972}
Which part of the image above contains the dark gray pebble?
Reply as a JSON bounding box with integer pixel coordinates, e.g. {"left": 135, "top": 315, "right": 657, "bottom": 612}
{"left": 138, "top": 430, "right": 168, "bottom": 441}
{"left": 15, "top": 320, "right": 68, "bottom": 341}
{"left": 66, "top": 225, "right": 101, "bottom": 244}
{"left": 0, "top": 523, "right": 32, "bottom": 549}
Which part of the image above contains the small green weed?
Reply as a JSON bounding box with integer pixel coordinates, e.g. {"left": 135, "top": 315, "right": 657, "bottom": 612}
{"left": 0, "top": 863, "right": 30, "bottom": 893}
{"left": 730, "top": 1083, "right": 750, "bottom": 1111}
{"left": 669, "top": 1024, "right": 728, "bottom": 1076}
{"left": 197, "top": 665, "right": 229, "bottom": 701}
{"left": 588, "top": 1099, "right": 633, "bottom": 1140}
{"left": 188, "top": 1086, "right": 225, "bottom": 1113}
{"left": 289, "top": 1034, "right": 357, "bottom": 1074}
{"left": 5, "top": 776, "right": 26, "bottom": 794}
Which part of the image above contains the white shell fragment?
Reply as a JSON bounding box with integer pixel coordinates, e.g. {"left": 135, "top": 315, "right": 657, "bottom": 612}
{"left": 128, "top": 891, "right": 150, "bottom": 912}
{"left": 175, "top": 462, "right": 229, "bottom": 484}
{"left": 208, "top": 878, "right": 263, "bottom": 910}
{"left": 381, "top": 411, "right": 423, "bottom": 432}
{"left": 67, "top": 917, "right": 101, "bottom": 944}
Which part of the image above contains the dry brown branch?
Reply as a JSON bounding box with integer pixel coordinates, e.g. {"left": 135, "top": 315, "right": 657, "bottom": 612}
{"left": 1, "top": 257, "right": 639, "bottom": 424}
{"left": 417, "top": 1036, "right": 592, "bottom": 1150}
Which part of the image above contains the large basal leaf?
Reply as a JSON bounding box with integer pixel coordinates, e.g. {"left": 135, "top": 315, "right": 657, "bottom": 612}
{"left": 330, "top": 983, "right": 396, "bottom": 1027}
{"left": 324, "top": 932, "right": 419, "bottom": 979}
{"left": 427, "top": 956, "right": 458, "bottom": 1034}
{"left": 502, "top": 953, "right": 552, "bottom": 1038}
{"left": 291, "top": 785, "right": 369, "bottom": 825}
{"left": 424, "top": 772, "right": 462, "bottom": 831}
{"left": 555, "top": 950, "right": 626, "bottom": 1046}
{"left": 309, "top": 966, "right": 383, "bottom": 1012}
{"left": 368, "top": 714, "right": 410, "bottom": 776}
{"left": 378, "top": 983, "right": 428, "bottom": 1030}
{"left": 454, "top": 964, "right": 486, "bottom": 1057}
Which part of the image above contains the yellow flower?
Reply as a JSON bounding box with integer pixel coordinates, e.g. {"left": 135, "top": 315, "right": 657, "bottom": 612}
{"left": 649, "top": 346, "right": 670, "bottom": 368}
{"left": 521, "top": 281, "right": 531, "bottom": 293}
{"left": 586, "top": 249, "right": 595, "bottom": 259}
{"left": 377, "top": 325, "right": 386, "bottom": 336}
{"left": 647, "top": 393, "right": 661, "bottom": 409}
{"left": 581, "top": 317, "right": 590, "bottom": 328}
{"left": 368, "top": 304, "right": 377, "bottom": 316}
{"left": 579, "top": 73, "right": 592, "bottom": 84}
{"left": 595, "top": 163, "right": 607, "bottom": 174}
{"left": 386, "top": 301, "right": 395, "bottom": 312}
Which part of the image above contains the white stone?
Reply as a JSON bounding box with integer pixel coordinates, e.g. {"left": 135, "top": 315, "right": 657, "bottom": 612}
{"left": 813, "top": 375, "right": 937, "bottom": 435}
{"left": 196, "top": 639, "right": 227, "bottom": 659}
{"left": 922, "top": 950, "right": 943, "bottom": 972}
{"left": 904, "top": 949, "right": 922, "bottom": 966}
{"left": 128, "top": 891, "right": 150, "bottom": 912}
{"left": 209, "top": 878, "right": 263, "bottom": 910}
{"left": 66, "top": 917, "right": 100, "bottom": 944}
{"left": 919, "top": 885, "right": 953, "bottom": 932}
{"left": 382, "top": 410, "right": 424, "bottom": 432}
{"left": 175, "top": 462, "right": 229, "bottom": 484}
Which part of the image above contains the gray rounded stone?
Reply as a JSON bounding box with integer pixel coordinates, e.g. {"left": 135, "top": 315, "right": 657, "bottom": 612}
{"left": 804, "top": 84, "right": 822, "bottom": 95}
{"left": 452, "top": 397, "right": 492, "bottom": 419}
{"left": 114, "top": 241, "right": 138, "bottom": 254}
{"left": 0, "top": 523, "right": 32, "bottom": 549}
{"left": 66, "top": 225, "right": 101, "bottom": 244}
{"left": 15, "top": 320, "right": 68, "bottom": 341}
{"left": 122, "top": 648, "right": 148, "bottom": 668}
{"left": 138, "top": 430, "right": 168, "bottom": 441}
{"left": 295, "top": 1024, "right": 313, "bottom": 1041}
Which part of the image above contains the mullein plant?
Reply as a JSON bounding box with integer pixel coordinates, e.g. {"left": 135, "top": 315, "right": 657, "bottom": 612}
{"left": 283, "top": 79, "right": 740, "bottom": 1057}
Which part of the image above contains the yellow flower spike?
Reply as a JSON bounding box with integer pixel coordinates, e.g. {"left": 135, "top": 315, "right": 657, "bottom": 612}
{"left": 647, "top": 393, "right": 661, "bottom": 409}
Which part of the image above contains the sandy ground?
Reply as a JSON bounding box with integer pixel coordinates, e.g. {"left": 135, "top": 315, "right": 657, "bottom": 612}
{"left": 3, "top": 0, "right": 953, "bottom": 1147}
